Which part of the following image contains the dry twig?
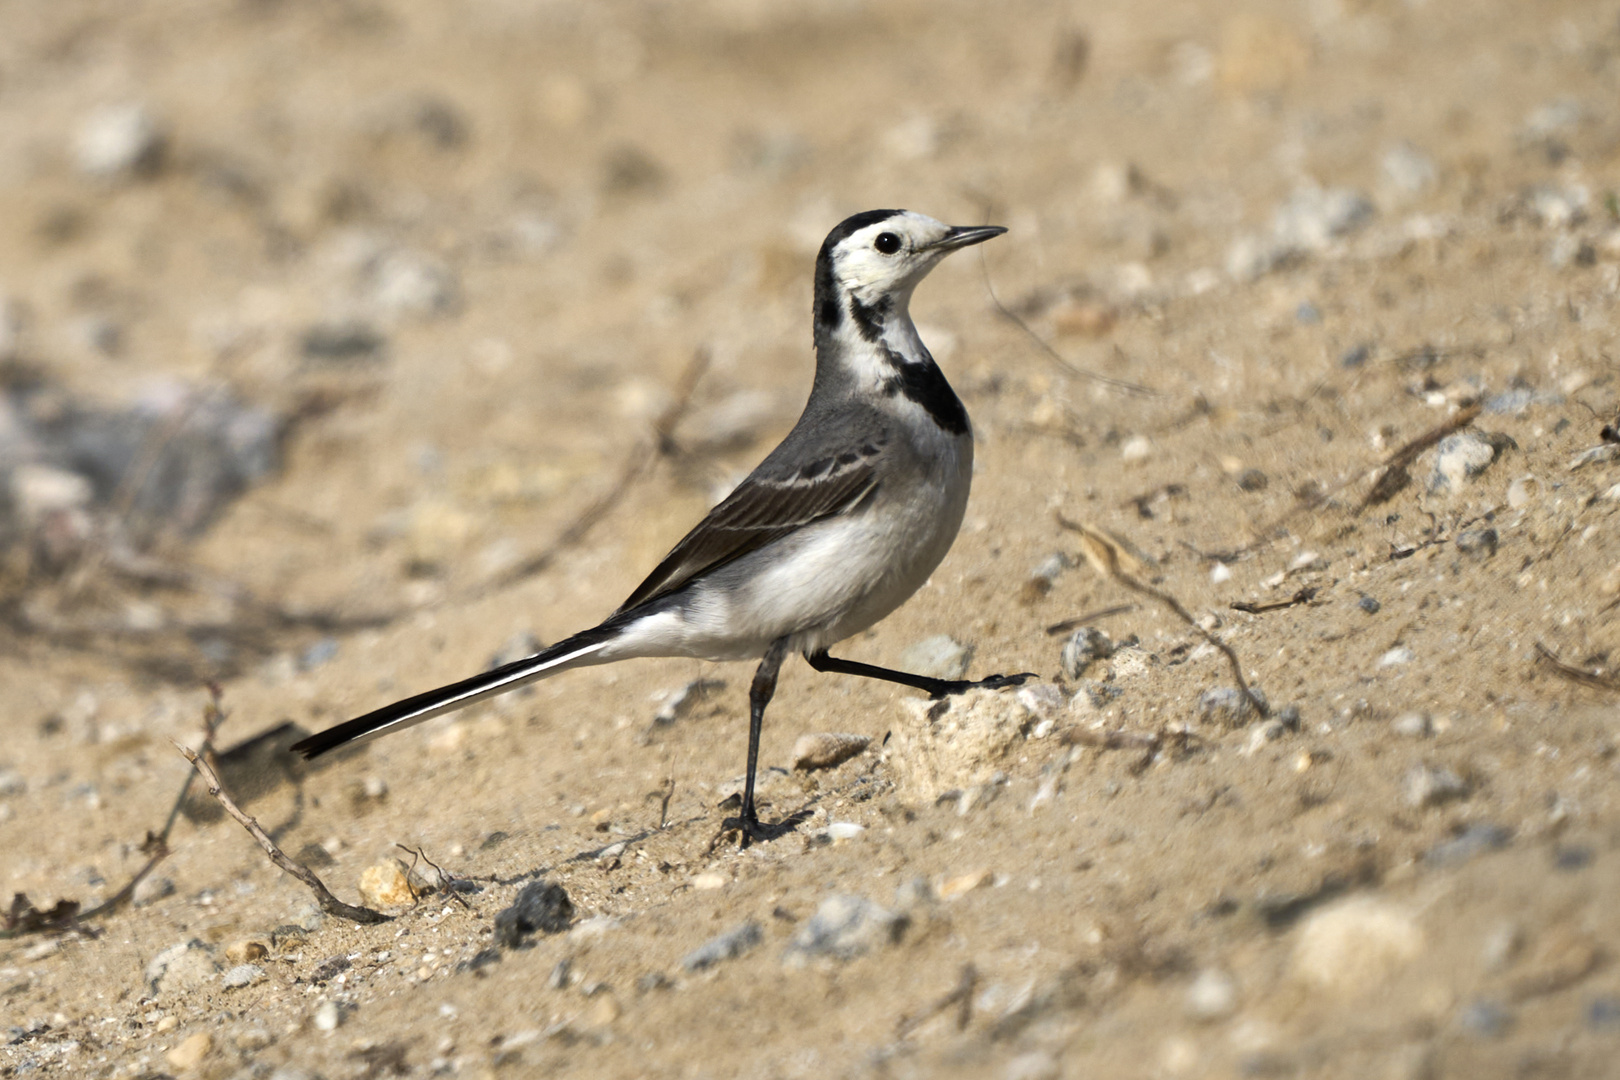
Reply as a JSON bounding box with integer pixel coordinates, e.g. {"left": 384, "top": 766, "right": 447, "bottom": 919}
{"left": 173, "top": 739, "right": 390, "bottom": 924}
{"left": 478, "top": 347, "right": 710, "bottom": 594}
{"left": 1057, "top": 513, "right": 1268, "bottom": 719}
{"left": 1231, "top": 587, "right": 1319, "bottom": 615}
{"left": 1044, "top": 604, "right": 1137, "bottom": 637}
{"left": 1534, "top": 642, "right": 1620, "bottom": 694}
{"left": 898, "top": 963, "right": 979, "bottom": 1036}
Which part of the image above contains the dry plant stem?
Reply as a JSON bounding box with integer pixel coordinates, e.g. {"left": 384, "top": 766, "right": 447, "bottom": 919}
{"left": 395, "top": 844, "right": 470, "bottom": 909}
{"left": 1044, "top": 603, "right": 1138, "bottom": 636}
{"left": 173, "top": 740, "right": 390, "bottom": 924}
{"left": 1057, "top": 513, "right": 1269, "bottom": 719}
{"left": 1238, "top": 403, "right": 1483, "bottom": 555}
{"left": 897, "top": 963, "right": 978, "bottom": 1036}
{"left": 1534, "top": 642, "right": 1620, "bottom": 693}
{"left": 974, "top": 249, "right": 1156, "bottom": 399}
{"left": 480, "top": 346, "right": 710, "bottom": 594}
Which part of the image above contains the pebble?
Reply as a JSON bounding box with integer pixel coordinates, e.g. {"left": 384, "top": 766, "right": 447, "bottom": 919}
{"left": 299, "top": 637, "right": 340, "bottom": 670}
{"left": 312, "top": 1001, "right": 341, "bottom": 1032}
{"left": 791, "top": 732, "right": 870, "bottom": 771}
{"left": 224, "top": 940, "right": 269, "bottom": 964}
{"left": 1390, "top": 712, "right": 1433, "bottom": 739}
{"left": 358, "top": 861, "right": 417, "bottom": 908}
{"left": 1340, "top": 342, "right": 1373, "bottom": 368}
{"left": 784, "top": 895, "right": 908, "bottom": 963}
{"left": 367, "top": 251, "right": 460, "bottom": 321}
{"left": 938, "top": 869, "right": 993, "bottom": 899}
{"left": 1586, "top": 998, "right": 1620, "bottom": 1031}
{"left": 653, "top": 678, "right": 727, "bottom": 725}
{"left": 1237, "top": 467, "right": 1268, "bottom": 492}
{"left": 1379, "top": 647, "right": 1414, "bottom": 668}
{"left": 825, "top": 822, "right": 865, "bottom": 842}
{"left": 75, "top": 102, "right": 166, "bottom": 178}
{"left": 1424, "top": 823, "right": 1511, "bottom": 867}
{"left": 1291, "top": 897, "right": 1423, "bottom": 993}
{"left": 1119, "top": 434, "right": 1153, "bottom": 462}
{"left": 164, "top": 1031, "right": 212, "bottom": 1071}
{"left": 145, "top": 941, "right": 218, "bottom": 995}
{"left": 899, "top": 634, "right": 973, "bottom": 680}
{"left": 131, "top": 875, "right": 176, "bottom": 907}
{"left": 1358, "top": 596, "right": 1381, "bottom": 615}
{"left": 1525, "top": 184, "right": 1588, "bottom": 229}
{"left": 1184, "top": 967, "right": 1239, "bottom": 1021}
{"left": 222, "top": 964, "right": 264, "bottom": 988}
{"left": 1402, "top": 764, "right": 1469, "bottom": 809}
{"left": 8, "top": 465, "right": 92, "bottom": 526}
{"left": 1459, "top": 999, "right": 1513, "bottom": 1038}
{"left": 1429, "top": 431, "right": 1507, "bottom": 493}
{"left": 300, "top": 321, "right": 386, "bottom": 362}
{"left": 1004, "top": 1050, "right": 1061, "bottom": 1080}
{"left": 691, "top": 871, "right": 727, "bottom": 891}
{"left": 1454, "top": 528, "right": 1498, "bottom": 557}
{"left": 1197, "top": 686, "right": 1267, "bottom": 727}
{"left": 493, "top": 881, "right": 574, "bottom": 948}
{"left": 1060, "top": 627, "right": 1114, "bottom": 679}
{"left": 681, "top": 922, "right": 763, "bottom": 971}
{"left": 1381, "top": 141, "right": 1438, "bottom": 198}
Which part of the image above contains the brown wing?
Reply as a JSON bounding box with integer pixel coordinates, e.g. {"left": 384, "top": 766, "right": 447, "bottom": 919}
{"left": 615, "top": 448, "right": 881, "bottom": 613}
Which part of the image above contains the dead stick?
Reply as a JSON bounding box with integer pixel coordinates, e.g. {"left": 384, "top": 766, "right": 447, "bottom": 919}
{"left": 1057, "top": 514, "right": 1268, "bottom": 719}
{"left": 172, "top": 740, "right": 390, "bottom": 925}
{"left": 1534, "top": 642, "right": 1620, "bottom": 693}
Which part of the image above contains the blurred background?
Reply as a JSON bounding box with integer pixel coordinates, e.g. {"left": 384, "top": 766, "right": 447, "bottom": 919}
{"left": 3, "top": 2, "right": 1620, "bottom": 1077}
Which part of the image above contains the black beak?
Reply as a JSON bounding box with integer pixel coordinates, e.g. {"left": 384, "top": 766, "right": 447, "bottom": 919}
{"left": 931, "top": 224, "right": 1008, "bottom": 251}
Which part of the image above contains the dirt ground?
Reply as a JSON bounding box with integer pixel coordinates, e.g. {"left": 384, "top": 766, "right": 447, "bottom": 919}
{"left": 3, "top": 0, "right": 1620, "bottom": 1077}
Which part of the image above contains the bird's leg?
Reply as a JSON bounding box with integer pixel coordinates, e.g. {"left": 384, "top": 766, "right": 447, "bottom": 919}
{"left": 736, "top": 637, "right": 790, "bottom": 847}
{"left": 806, "top": 651, "right": 1036, "bottom": 700}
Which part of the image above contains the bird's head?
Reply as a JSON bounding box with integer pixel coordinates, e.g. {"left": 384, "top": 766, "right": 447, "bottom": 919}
{"left": 814, "top": 210, "right": 1005, "bottom": 341}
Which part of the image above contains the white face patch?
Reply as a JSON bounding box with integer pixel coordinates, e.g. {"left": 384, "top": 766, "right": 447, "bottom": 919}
{"left": 828, "top": 211, "right": 957, "bottom": 307}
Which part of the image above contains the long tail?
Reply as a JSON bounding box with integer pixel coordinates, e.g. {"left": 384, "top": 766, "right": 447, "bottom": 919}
{"left": 289, "top": 624, "right": 620, "bottom": 758}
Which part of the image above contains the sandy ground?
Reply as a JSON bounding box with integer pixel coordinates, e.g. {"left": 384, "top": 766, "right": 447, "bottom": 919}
{"left": 3, "top": 0, "right": 1620, "bottom": 1077}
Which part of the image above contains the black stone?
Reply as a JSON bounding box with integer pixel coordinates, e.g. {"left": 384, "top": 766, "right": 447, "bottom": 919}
{"left": 493, "top": 881, "right": 574, "bottom": 948}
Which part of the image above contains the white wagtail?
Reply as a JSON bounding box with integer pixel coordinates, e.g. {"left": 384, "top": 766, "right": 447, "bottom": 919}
{"left": 292, "top": 209, "right": 1033, "bottom": 842}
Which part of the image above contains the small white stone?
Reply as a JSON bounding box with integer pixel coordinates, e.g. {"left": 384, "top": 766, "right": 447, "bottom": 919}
{"left": 312, "top": 1001, "right": 341, "bottom": 1032}
{"left": 1378, "top": 647, "right": 1414, "bottom": 668}
{"left": 826, "top": 822, "right": 865, "bottom": 841}
{"left": 1120, "top": 434, "right": 1153, "bottom": 462}
{"left": 1210, "top": 562, "right": 1232, "bottom": 584}
{"left": 1185, "top": 967, "right": 1239, "bottom": 1021}
{"left": 75, "top": 103, "right": 165, "bottom": 177}
{"left": 1390, "top": 712, "right": 1433, "bottom": 738}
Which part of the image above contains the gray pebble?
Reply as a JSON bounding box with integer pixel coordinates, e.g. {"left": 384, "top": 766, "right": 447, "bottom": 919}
{"left": 1429, "top": 431, "right": 1508, "bottom": 494}
{"left": 1586, "top": 998, "right": 1620, "bottom": 1031}
{"left": 368, "top": 251, "right": 460, "bottom": 321}
{"left": 1358, "top": 596, "right": 1381, "bottom": 615}
{"left": 1060, "top": 627, "right": 1114, "bottom": 679}
{"left": 1390, "top": 712, "right": 1433, "bottom": 739}
{"left": 682, "top": 922, "right": 762, "bottom": 971}
{"left": 1454, "top": 528, "right": 1498, "bottom": 557}
{"left": 1197, "top": 686, "right": 1267, "bottom": 727}
{"left": 1340, "top": 342, "right": 1373, "bottom": 368}
{"left": 899, "top": 634, "right": 973, "bottom": 680}
{"left": 299, "top": 637, "right": 340, "bottom": 671}
{"left": 784, "top": 895, "right": 907, "bottom": 963}
{"left": 1423, "top": 824, "right": 1511, "bottom": 868}
{"left": 1402, "top": 764, "right": 1470, "bottom": 809}
{"left": 132, "top": 875, "right": 176, "bottom": 907}
{"left": 1237, "top": 468, "right": 1268, "bottom": 492}
{"left": 222, "top": 963, "right": 265, "bottom": 988}
{"left": 300, "top": 321, "right": 386, "bottom": 362}
{"left": 1459, "top": 999, "right": 1513, "bottom": 1038}
{"left": 145, "top": 940, "right": 218, "bottom": 994}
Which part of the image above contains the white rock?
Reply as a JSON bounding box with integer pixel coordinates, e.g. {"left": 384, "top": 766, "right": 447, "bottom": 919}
{"left": 1185, "top": 967, "right": 1239, "bottom": 1021}
{"left": 75, "top": 103, "right": 165, "bottom": 178}
{"left": 1429, "top": 431, "right": 1505, "bottom": 493}
{"left": 222, "top": 964, "right": 265, "bottom": 988}
{"left": 312, "top": 1001, "right": 341, "bottom": 1032}
{"left": 1292, "top": 897, "right": 1423, "bottom": 994}
{"left": 10, "top": 464, "right": 93, "bottom": 525}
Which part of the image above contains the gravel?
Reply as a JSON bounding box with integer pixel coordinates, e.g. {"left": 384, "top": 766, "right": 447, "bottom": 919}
{"left": 494, "top": 882, "right": 574, "bottom": 948}
{"left": 783, "top": 895, "right": 908, "bottom": 964}
{"left": 682, "top": 922, "right": 763, "bottom": 971}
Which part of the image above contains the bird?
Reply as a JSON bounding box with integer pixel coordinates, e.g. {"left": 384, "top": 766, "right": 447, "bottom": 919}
{"left": 291, "top": 209, "right": 1034, "bottom": 843}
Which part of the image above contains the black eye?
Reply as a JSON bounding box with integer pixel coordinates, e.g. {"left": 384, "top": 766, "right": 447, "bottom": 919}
{"left": 874, "top": 232, "right": 902, "bottom": 255}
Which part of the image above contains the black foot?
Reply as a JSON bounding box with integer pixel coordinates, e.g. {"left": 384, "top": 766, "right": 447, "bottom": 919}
{"left": 927, "top": 671, "right": 1039, "bottom": 700}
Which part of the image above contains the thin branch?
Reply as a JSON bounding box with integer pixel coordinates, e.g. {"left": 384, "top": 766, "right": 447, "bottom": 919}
{"left": 1534, "top": 642, "right": 1620, "bottom": 694}
{"left": 975, "top": 249, "right": 1156, "bottom": 398}
{"left": 1044, "top": 604, "right": 1138, "bottom": 637}
{"left": 173, "top": 740, "right": 390, "bottom": 924}
{"left": 1057, "top": 513, "right": 1268, "bottom": 719}
{"left": 478, "top": 346, "right": 710, "bottom": 594}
